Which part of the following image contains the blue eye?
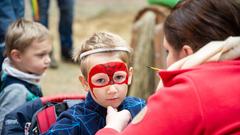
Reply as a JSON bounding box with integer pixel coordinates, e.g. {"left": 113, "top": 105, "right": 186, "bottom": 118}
{"left": 91, "top": 73, "right": 110, "bottom": 86}
{"left": 36, "top": 52, "right": 48, "bottom": 58}
{"left": 37, "top": 53, "right": 45, "bottom": 57}
{"left": 96, "top": 78, "right": 105, "bottom": 83}
{"left": 113, "top": 71, "right": 127, "bottom": 83}
{"left": 115, "top": 75, "right": 124, "bottom": 81}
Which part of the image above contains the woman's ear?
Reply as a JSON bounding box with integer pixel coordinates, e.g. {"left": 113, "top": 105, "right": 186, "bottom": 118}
{"left": 180, "top": 45, "right": 194, "bottom": 58}
{"left": 79, "top": 76, "right": 90, "bottom": 92}
{"left": 10, "top": 49, "right": 22, "bottom": 62}
{"left": 127, "top": 67, "right": 133, "bottom": 85}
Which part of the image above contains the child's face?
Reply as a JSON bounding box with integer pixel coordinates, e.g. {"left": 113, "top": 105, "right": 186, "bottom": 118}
{"left": 13, "top": 39, "right": 52, "bottom": 75}
{"left": 81, "top": 53, "right": 132, "bottom": 108}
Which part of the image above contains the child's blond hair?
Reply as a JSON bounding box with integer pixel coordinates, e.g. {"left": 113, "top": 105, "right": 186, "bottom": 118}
{"left": 74, "top": 31, "right": 132, "bottom": 78}
{"left": 5, "top": 19, "right": 51, "bottom": 58}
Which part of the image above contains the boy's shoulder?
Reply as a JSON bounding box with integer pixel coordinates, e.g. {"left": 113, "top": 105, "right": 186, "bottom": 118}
{"left": 121, "top": 96, "right": 146, "bottom": 118}
{"left": 0, "top": 79, "right": 29, "bottom": 100}
{"left": 1, "top": 75, "right": 26, "bottom": 89}
{"left": 57, "top": 100, "right": 87, "bottom": 116}
{"left": 0, "top": 75, "right": 43, "bottom": 99}
{"left": 124, "top": 96, "right": 146, "bottom": 105}
{"left": 1, "top": 83, "right": 28, "bottom": 94}
{"left": 0, "top": 84, "right": 28, "bottom": 106}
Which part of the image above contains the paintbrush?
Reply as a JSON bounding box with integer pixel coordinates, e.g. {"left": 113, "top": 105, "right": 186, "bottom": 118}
{"left": 146, "top": 66, "right": 161, "bottom": 71}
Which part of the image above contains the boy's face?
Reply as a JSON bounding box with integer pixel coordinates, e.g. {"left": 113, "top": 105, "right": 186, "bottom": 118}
{"left": 80, "top": 53, "right": 132, "bottom": 108}
{"left": 12, "top": 39, "right": 52, "bottom": 75}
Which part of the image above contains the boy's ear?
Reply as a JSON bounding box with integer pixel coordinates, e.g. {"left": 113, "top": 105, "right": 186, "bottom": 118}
{"left": 128, "top": 67, "right": 133, "bottom": 85}
{"left": 10, "top": 49, "right": 22, "bottom": 62}
{"left": 79, "top": 76, "right": 90, "bottom": 92}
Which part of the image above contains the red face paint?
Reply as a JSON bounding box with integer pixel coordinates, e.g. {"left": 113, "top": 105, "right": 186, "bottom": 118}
{"left": 88, "top": 62, "right": 128, "bottom": 92}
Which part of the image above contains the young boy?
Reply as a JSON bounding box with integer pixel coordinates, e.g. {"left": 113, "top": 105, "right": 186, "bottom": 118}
{"left": 0, "top": 19, "right": 52, "bottom": 133}
{"left": 43, "top": 32, "right": 145, "bottom": 135}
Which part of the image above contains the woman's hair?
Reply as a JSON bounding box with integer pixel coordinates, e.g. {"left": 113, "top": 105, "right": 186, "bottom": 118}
{"left": 73, "top": 31, "right": 132, "bottom": 77}
{"left": 5, "top": 19, "right": 51, "bottom": 57}
{"left": 164, "top": 0, "right": 240, "bottom": 52}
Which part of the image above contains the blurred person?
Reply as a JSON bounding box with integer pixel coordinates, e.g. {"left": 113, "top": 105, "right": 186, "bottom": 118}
{"left": 42, "top": 32, "right": 145, "bottom": 135}
{"left": 0, "top": 19, "right": 52, "bottom": 133}
{"left": 95, "top": 0, "right": 240, "bottom": 134}
{"left": 32, "top": 0, "right": 75, "bottom": 68}
{"left": 0, "top": 0, "right": 24, "bottom": 71}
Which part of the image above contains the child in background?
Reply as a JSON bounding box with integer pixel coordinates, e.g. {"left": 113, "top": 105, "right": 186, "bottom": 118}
{"left": 0, "top": 19, "right": 52, "bottom": 133}
{"left": 43, "top": 32, "right": 145, "bottom": 135}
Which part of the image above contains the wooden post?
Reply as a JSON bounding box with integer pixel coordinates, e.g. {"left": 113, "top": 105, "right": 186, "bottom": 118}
{"left": 129, "top": 6, "right": 169, "bottom": 99}
{"left": 129, "top": 11, "right": 156, "bottom": 99}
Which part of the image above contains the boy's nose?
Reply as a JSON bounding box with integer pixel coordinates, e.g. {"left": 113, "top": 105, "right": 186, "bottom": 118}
{"left": 107, "top": 85, "right": 118, "bottom": 95}
{"left": 45, "top": 55, "right": 51, "bottom": 65}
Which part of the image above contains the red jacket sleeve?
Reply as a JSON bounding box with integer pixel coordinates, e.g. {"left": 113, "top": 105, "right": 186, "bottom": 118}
{"left": 96, "top": 128, "right": 119, "bottom": 135}
{"left": 96, "top": 76, "right": 204, "bottom": 135}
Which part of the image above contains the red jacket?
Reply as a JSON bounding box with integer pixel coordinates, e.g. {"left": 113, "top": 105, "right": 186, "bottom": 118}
{"left": 97, "top": 59, "right": 240, "bottom": 135}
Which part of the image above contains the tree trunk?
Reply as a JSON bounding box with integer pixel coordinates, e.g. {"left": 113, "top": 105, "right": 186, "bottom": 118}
{"left": 129, "top": 6, "right": 169, "bottom": 99}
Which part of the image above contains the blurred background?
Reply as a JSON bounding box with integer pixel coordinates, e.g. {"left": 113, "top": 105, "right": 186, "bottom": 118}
{"left": 24, "top": 0, "right": 148, "bottom": 96}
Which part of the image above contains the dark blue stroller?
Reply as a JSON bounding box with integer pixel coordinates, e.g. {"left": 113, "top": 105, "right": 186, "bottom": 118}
{"left": 1, "top": 95, "right": 85, "bottom": 135}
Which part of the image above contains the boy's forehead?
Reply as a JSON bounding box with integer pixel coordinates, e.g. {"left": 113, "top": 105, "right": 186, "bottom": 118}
{"left": 28, "top": 39, "right": 52, "bottom": 50}
{"left": 88, "top": 61, "right": 127, "bottom": 72}
{"left": 85, "top": 53, "right": 124, "bottom": 69}
{"left": 88, "top": 62, "right": 128, "bottom": 78}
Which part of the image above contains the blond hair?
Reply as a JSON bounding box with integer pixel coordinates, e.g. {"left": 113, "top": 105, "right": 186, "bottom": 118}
{"left": 73, "top": 31, "right": 132, "bottom": 77}
{"left": 5, "top": 19, "right": 51, "bottom": 57}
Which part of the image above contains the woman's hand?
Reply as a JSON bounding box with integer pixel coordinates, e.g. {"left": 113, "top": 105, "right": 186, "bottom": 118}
{"left": 105, "top": 106, "right": 131, "bottom": 132}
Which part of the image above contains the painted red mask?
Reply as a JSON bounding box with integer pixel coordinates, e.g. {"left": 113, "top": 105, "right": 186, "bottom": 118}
{"left": 88, "top": 62, "right": 129, "bottom": 91}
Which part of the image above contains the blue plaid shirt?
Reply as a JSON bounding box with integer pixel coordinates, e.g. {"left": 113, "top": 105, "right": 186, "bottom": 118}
{"left": 43, "top": 93, "right": 145, "bottom": 135}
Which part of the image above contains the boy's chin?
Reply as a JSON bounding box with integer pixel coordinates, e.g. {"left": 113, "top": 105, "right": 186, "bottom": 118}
{"left": 105, "top": 102, "right": 121, "bottom": 109}
{"left": 97, "top": 102, "right": 121, "bottom": 109}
